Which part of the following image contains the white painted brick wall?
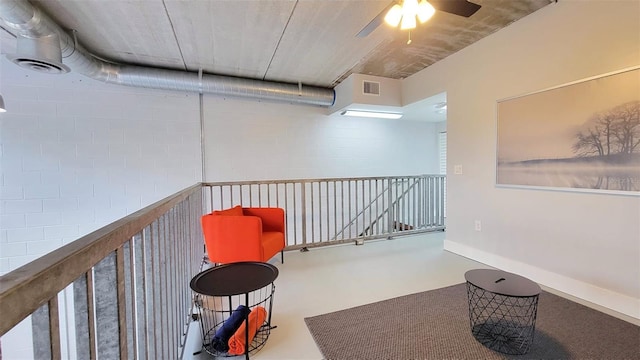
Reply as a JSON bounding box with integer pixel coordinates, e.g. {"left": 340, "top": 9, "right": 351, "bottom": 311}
{"left": 24, "top": 184, "right": 60, "bottom": 199}
{"left": 43, "top": 224, "right": 79, "bottom": 240}
{"left": 0, "top": 56, "right": 202, "bottom": 275}
{"left": 0, "top": 242, "right": 27, "bottom": 257}
{"left": 203, "top": 97, "right": 440, "bottom": 181}
{"left": 2, "top": 199, "right": 43, "bottom": 213}
{"left": 0, "top": 186, "right": 23, "bottom": 199}
{"left": 1, "top": 214, "right": 26, "bottom": 229}
{"left": 26, "top": 212, "right": 62, "bottom": 227}
{"left": 0, "top": 258, "right": 9, "bottom": 273}
{"left": 5, "top": 227, "right": 44, "bottom": 243}
{"left": 43, "top": 198, "right": 79, "bottom": 212}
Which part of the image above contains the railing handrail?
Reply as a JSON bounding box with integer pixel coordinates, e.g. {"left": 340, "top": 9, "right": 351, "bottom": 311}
{"left": 0, "top": 183, "right": 202, "bottom": 337}
{"left": 201, "top": 174, "right": 442, "bottom": 187}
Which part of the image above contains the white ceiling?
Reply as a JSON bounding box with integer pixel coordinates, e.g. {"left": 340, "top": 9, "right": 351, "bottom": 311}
{"left": 400, "top": 91, "right": 447, "bottom": 122}
{"left": 1, "top": 0, "right": 553, "bottom": 121}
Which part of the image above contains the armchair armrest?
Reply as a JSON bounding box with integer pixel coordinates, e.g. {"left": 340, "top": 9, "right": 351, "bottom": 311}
{"left": 243, "top": 207, "right": 285, "bottom": 233}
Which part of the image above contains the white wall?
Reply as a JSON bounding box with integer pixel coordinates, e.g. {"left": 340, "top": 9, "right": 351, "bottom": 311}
{"left": 0, "top": 57, "right": 202, "bottom": 274}
{"left": 203, "top": 96, "right": 440, "bottom": 181}
{"left": 0, "top": 49, "right": 438, "bottom": 358}
{"left": 0, "top": 56, "right": 441, "bottom": 272}
{"left": 0, "top": 53, "right": 441, "bottom": 357}
{"left": 403, "top": 0, "right": 640, "bottom": 318}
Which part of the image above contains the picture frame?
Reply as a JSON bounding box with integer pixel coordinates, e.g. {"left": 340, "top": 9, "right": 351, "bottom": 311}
{"left": 496, "top": 67, "right": 640, "bottom": 196}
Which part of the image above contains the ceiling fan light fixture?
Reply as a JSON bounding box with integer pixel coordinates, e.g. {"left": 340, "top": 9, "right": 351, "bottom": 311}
{"left": 403, "top": 0, "right": 420, "bottom": 14}
{"left": 400, "top": 13, "right": 417, "bottom": 30}
{"left": 385, "top": 0, "right": 434, "bottom": 31}
{"left": 401, "top": 0, "right": 419, "bottom": 29}
{"left": 384, "top": 4, "right": 403, "bottom": 27}
{"left": 417, "top": 0, "right": 436, "bottom": 23}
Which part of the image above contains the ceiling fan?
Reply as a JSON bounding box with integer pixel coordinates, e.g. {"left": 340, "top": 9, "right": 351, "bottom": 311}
{"left": 357, "top": 0, "right": 481, "bottom": 37}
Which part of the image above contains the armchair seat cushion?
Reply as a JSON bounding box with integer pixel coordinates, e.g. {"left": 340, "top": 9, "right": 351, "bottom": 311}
{"left": 262, "top": 232, "right": 285, "bottom": 261}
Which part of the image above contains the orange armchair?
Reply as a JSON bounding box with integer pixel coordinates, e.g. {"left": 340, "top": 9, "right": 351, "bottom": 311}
{"left": 201, "top": 205, "right": 285, "bottom": 264}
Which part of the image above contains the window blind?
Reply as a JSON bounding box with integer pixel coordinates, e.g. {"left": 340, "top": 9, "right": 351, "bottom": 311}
{"left": 438, "top": 132, "right": 447, "bottom": 175}
{"left": 438, "top": 131, "right": 447, "bottom": 218}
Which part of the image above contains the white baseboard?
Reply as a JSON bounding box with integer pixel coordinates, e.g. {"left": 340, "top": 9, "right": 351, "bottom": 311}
{"left": 444, "top": 239, "right": 640, "bottom": 321}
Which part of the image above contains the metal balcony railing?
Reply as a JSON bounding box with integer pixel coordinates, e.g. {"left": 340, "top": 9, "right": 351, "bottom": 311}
{"left": 0, "top": 185, "right": 204, "bottom": 360}
{"left": 0, "top": 175, "right": 445, "bottom": 359}
{"left": 202, "top": 175, "right": 445, "bottom": 250}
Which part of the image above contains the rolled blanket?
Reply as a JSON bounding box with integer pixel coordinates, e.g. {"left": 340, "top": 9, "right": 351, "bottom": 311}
{"left": 211, "top": 305, "right": 251, "bottom": 352}
{"left": 228, "top": 306, "right": 267, "bottom": 355}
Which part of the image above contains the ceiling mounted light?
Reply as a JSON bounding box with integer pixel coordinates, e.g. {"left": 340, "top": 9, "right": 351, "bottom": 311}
{"left": 0, "top": 94, "right": 6, "bottom": 113}
{"left": 385, "top": 0, "right": 435, "bottom": 30}
{"left": 341, "top": 110, "right": 403, "bottom": 119}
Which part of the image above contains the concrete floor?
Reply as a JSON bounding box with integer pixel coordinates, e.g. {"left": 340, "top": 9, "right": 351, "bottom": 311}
{"left": 183, "top": 231, "right": 491, "bottom": 360}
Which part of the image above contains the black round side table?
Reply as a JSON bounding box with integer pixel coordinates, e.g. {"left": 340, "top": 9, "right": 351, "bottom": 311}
{"left": 465, "top": 269, "right": 541, "bottom": 355}
{"left": 190, "top": 262, "right": 278, "bottom": 359}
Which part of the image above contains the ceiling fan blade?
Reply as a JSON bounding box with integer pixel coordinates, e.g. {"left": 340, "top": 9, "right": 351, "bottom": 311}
{"left": 356, "top": 1, "right": 396, "bottom": 38}
{"left": 429, "top": 0, "right": 481, "bottom": 18}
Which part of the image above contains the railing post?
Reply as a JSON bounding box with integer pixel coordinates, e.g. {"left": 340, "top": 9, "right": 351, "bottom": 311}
{"left": 387, "top": 178, "right": 394, "bottom": 234}
{"left": 301, "top": 182, "right": 307, "bottom": 246}
{"left": 133, "top": 233, "right": 147, "bottom": 360}
{"left": 94, "top": 252, "right": 122, "bottom": 359}
{"left": 440, "top": 175, "right": 446, "bottom": 226}
{"left": 73, "top": 272, "right": 96, "bottom": 360}
{"left": 32, "top": 297, "right": 61, "bottom": 360}
{"left": 122, "top": 241, "right": 135, "bottom": 360}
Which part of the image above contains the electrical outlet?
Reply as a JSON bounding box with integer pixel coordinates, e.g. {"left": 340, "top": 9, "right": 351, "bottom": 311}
{"left": 454, "top": 165, "right": 463, "bottom": 175}
{"left": 474, "top": 220, "right": 482, "bottom": 231}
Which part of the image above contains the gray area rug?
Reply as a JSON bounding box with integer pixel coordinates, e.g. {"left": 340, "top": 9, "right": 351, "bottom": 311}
{"left": 304, "top": 283, "right": 640, "bottom": 359}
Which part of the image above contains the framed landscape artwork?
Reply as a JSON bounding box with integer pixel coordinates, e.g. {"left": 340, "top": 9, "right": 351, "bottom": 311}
{"left": 496, "top": 67, "right": 640, "bottom": 195}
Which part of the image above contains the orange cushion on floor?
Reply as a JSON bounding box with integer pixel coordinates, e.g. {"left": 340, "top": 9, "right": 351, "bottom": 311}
{"left": 228, "top": 306, "right": 267, "bottom": 355}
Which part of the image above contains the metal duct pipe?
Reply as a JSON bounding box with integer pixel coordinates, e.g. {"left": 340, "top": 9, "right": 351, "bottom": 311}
{"left": 0, "top": 0, "right": 335, "bottom": 107}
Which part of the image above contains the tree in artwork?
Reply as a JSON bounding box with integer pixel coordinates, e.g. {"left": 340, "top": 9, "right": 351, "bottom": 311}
{"left": 573, "top": 100, "right": 639, "bottom": 158}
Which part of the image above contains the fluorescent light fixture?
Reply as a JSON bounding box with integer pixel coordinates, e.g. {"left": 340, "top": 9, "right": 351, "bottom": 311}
{"left": 0, "top": 94, "right": 6, "bottom": 113}
{"left": 341, "top": 110, "right": 403, "bottom": 119}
